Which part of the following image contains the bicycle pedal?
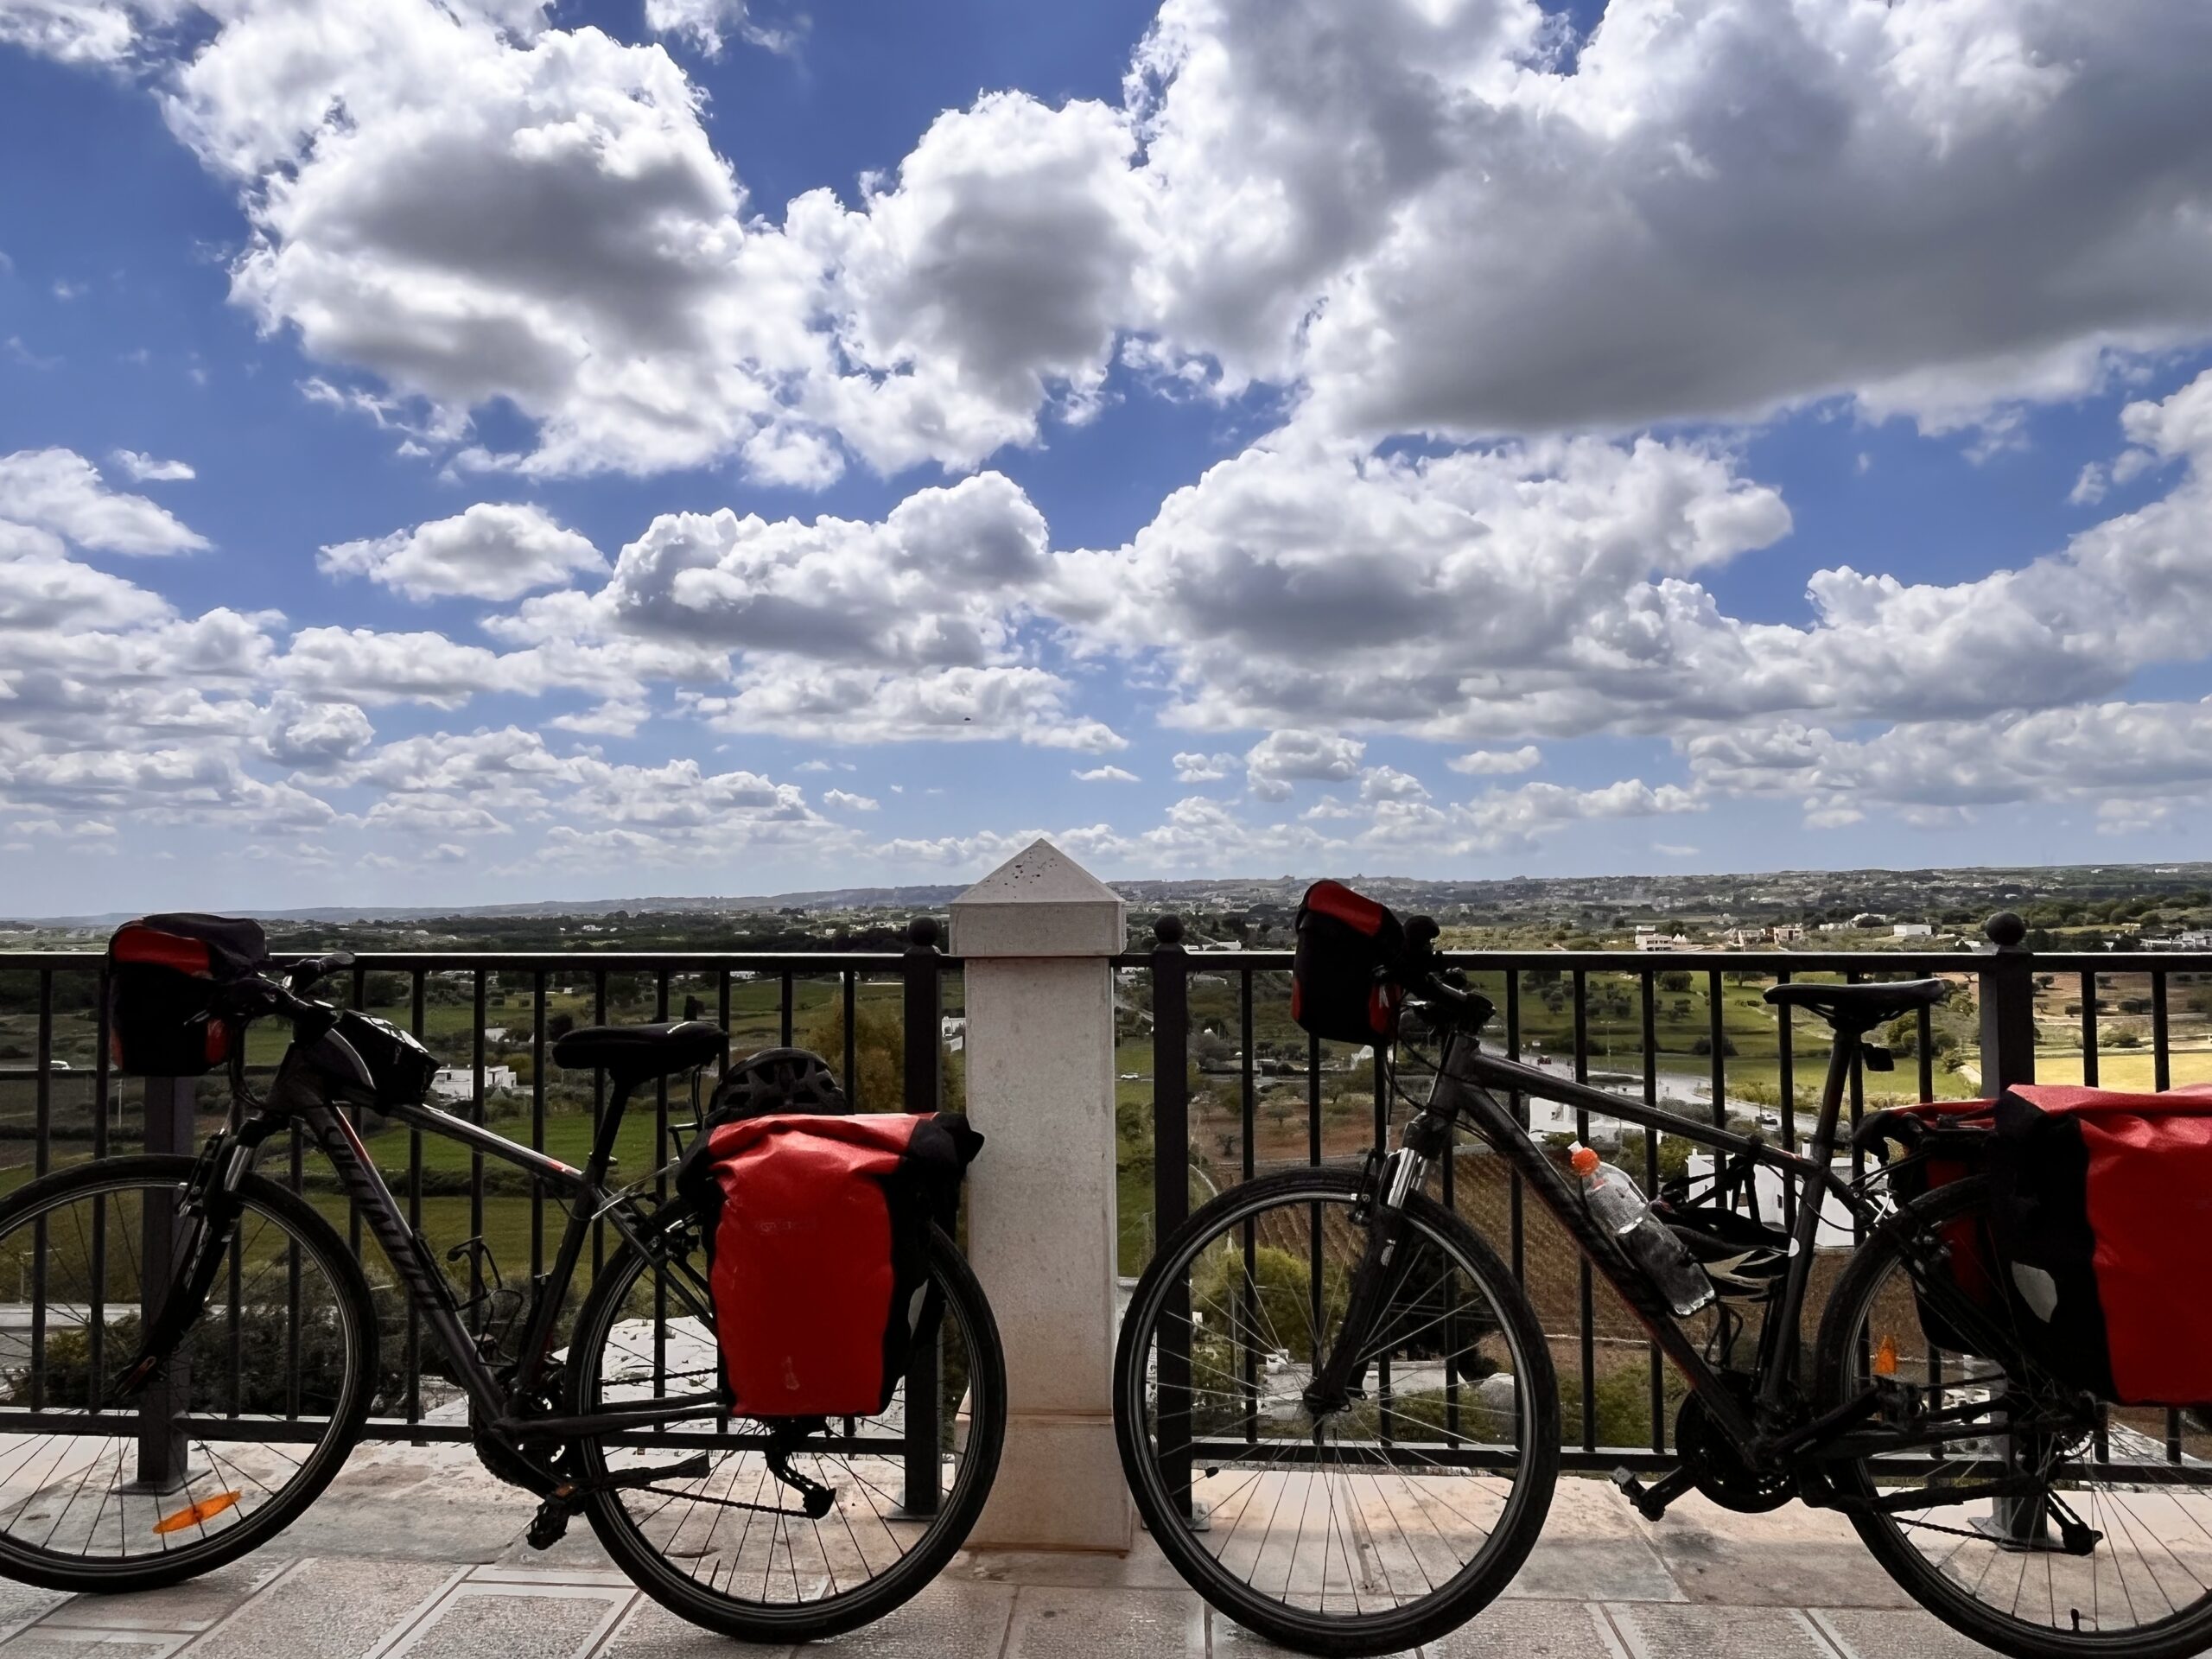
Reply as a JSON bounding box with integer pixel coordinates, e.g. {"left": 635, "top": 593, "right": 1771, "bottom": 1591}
{"left": 525, "top": 1497, "right": 571, "bottom": 1550}
{"left": 1611, "top": 1465, "right": 1694, "bottom": 1522}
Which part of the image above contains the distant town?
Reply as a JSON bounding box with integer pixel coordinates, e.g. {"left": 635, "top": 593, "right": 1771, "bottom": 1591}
{"left": 4, "top": 859, "right": 2209, "bottom": 957}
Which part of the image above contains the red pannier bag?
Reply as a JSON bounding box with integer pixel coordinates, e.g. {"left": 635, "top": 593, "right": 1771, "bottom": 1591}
{"left": 1291, "top": 880, "right": 1408, "bottom": 1046}
{"left": 105, "top": 913, "right": 268, "bottom": 1076}
{"left": 677, "top": 1111, "right": 982, "bottom": 1419}
{"left": 1988, "top": 1082, "right": 2212, "bottom": 1405}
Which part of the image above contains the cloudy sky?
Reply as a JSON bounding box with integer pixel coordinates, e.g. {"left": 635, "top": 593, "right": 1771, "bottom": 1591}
{"left": 3, "top": 0, "right": 2211, "bottom": 912}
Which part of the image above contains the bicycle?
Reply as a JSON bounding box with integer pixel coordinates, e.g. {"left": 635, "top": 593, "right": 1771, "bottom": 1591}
{"left": 0, "top": 953, "right": 1005, "bottom": 1644}
{"left": 1116, "top": 915, "right": 2212, "bottom": 1658}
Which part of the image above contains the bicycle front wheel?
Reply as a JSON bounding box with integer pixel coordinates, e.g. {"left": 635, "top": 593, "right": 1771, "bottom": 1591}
{"left": 564, "top": 1199, "right": 1005, "bottom": 1644}
{"left": 1817, "top": 1177, "right": 2212, "bottom": 1659}
{"left": 0, "top": 1155, "right": 375, "bottom": 1592}
{"left": 1115, "top": 1166, "right": 1559, "bottom": 1657}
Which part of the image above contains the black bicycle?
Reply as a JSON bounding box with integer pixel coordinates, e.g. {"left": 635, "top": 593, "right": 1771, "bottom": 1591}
{"left": 1116, "top": 917, "right": 2212, "bottom": 1658}
{"left": 0, "top": 954, "right": 1004, "bottom": 1643}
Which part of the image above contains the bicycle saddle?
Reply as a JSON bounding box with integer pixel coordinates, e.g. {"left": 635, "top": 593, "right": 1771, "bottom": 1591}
{"left": 553, "top": 1020, "right": 724, "bottom": 1084}
{"left": 1763, "top": 978, "right": 1948, "bottom": 1029}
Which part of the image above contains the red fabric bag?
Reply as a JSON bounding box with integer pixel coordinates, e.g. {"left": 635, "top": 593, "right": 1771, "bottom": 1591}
{"left": 1989, "top": 1082, "right": 2212, "bottom": 1405}
{"left": 680, "top": 1111, "right": 981, "bottom": 1419}
{"left": 1291, "top": 880, "right": 1408, "bottom": 1046}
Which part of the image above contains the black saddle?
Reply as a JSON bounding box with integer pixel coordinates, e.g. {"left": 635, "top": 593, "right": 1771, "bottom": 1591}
{"left": 1764, "top": 978, "right": 1948, "bottom": 1030}
{"left": 552, "top": 1020, "right": 724, "bottom": 1086}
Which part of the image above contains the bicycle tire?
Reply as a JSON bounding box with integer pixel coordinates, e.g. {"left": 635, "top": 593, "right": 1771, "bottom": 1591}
{"left": 1815, "top": 1176, "right": 2212, "bottom": 1659}
{"left": 0, "top": 1155, "right": 376, "bottom": 1593}
{"left": 564, "top": 1198, "right": 1006, "bottom": 1643}
{"left": 1115, "top": 1166, "right": 1560, "bottom": 1657}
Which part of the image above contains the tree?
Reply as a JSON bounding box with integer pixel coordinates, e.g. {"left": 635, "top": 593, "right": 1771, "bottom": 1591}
{"left": 1657, "top": 970, "right": 1693, "bottom": 994}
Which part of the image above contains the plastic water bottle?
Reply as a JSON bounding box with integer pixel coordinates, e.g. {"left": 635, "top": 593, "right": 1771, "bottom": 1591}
{"left": 1570, "top": 1145, "right": 1714, "bottom": 1317}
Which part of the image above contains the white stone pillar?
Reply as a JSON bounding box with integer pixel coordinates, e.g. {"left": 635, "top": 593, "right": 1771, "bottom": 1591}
{"left": 952, "top": 837, "right": 1133, "bottom": 1552}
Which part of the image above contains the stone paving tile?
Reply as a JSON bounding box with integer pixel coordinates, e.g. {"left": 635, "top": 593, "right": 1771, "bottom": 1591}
{"left": 946, "top": 1536, "right": 1191, "bottom": 1590}
{"left": 378, "top": 1586, "right": 632, "bottom": 1659}
{"left": 0, "top": 1580, "right": 66, "bottom": 1643}
{"left": 1503, "top": 1540, "right": 1683, "bottom": 1603}
{"left": 1004, "top": 1586, "right": 1206, "bottom": 1659}
{"left": 1809, "top": 1607, "right": 2005, "bottom": 1657}
{"left": 1605, "top": 1603, "right": 1835, "bottom": 1659}
{"left": 591, "top": 1597, "right": 790, "bottom": 1659}
{"left": 1211, "top": 1611, "right": 1426, "bottom": 1658}
{"left": 186, "top": 1559, "right": 462, "bottom": 1659}
{"left": 37, "top": 1561, "right": 286, "bottom": 1633}
{"left": 0, "top": 1634, "right": 188, "bottom": 1658}
{"left": 810, "top": 1580, "right": 1016, "bottom": 1658}
{"left": 1424, "top": 1599, "right": 1626, "bottom": 1658}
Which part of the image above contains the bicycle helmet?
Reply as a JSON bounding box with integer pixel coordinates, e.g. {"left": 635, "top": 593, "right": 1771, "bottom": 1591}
{"left": 1659, "top": 1203, "right": 1796, "bottom": 1300}
{"left": 708, "top": 1046, "right": 849, "bottom": 1119}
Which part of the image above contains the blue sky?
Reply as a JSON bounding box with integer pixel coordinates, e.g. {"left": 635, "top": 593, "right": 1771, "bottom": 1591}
{"left": 3, "top": 0, "right": 2212, "bottom": 913}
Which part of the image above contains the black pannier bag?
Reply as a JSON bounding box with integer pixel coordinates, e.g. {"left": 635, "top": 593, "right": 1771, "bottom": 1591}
{"left": 1291, "top": 880, "right": 1408, "bottom": 1046}
{"left": 323, "top": 1010, "right": 440, "bottom": 1109}
{"left": 105, "top": 913, "right": 268, "bottom": 1076}
{"left": 1861, "top": 1099, "right": 2004, "bottom": 1357}
{"left": 675, "top": 1047, "right": 982, "bottom": 1417}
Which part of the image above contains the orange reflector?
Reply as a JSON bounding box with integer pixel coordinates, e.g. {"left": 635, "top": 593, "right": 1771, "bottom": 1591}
{"left": 1872, "top": 1334, "right": 1899, "bottom": 1377}
{"left": 152, "top": 1491, "right": 242, "bottom": 1535}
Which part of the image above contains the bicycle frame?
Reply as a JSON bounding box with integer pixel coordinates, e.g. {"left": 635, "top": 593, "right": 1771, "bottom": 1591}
{"left": 211, "top": 1046, "right": 721, "bottom": 1452}
{"left": 1381, "top": 1014, "right": 1887, "bottom": 1452}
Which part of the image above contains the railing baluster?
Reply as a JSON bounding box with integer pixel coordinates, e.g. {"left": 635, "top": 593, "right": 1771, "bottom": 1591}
{"left": 1642, "top": 970, "right": 1662, "bottom": 1453}
{"left": 406, "top": 969, "right": 426, "bottom": 1427}
{"left": 2081, "top": 969, "right": 2100, "bottom": 1088}
{"left": 1572, "top": 969, "right": 1593, "bottom": 1453}
{"left": 900, "top": 919, "right": 943, "bottom": 1516}
{"left": 30, "top": 973, "right": 51, "bottom": 1414}
{"left": 468, "top": 969, "right": 486, "bottom": 1332}
{"left": 1151, "top": 918, "right": 1193, "bottom": 1510}
{"left": 840, "top": 969, "right": 855, "bottom": 1105}
{"left": 90, "top": 964, "right": 110, "bottom": 1410}
{"left": 531, "top": 969, "right": 547, "bottom": 1283}
{"left": 1777, "top": 969, "right": 1796, "bottom": 1233}
{"left": 2153, "top": 971, "right": 2171, "bottom": 1093}
{"left": 1505, "top": 969, "right": 1524, "bottom": 1284}
{"left": 1240, "top": 967, "right": 1258, "bottom": 1446}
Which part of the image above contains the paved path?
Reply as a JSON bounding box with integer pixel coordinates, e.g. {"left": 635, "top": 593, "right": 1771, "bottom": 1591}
{"left": 0, "top": 1443, "right": 2005, "bottom": 1656}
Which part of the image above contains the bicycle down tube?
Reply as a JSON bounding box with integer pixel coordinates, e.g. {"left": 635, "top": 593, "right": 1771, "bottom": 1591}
{"left": 254, "top": 1058, "right": 717, "bottom": 1441}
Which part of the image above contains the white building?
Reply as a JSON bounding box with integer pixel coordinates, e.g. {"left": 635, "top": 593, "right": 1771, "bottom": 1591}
{"left": 1892, "top": 923, "right": 1935, "bottom": 938}
{"left": 429, "top": 1065, "right": 518, "bottom": 1103}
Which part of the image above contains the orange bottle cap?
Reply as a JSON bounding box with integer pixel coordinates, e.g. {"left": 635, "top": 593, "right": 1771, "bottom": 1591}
{"left": 1569, "top": 1146, "right": 1599, "bottom": 1175}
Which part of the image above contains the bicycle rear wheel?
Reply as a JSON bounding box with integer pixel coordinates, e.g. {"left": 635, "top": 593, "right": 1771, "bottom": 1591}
{"left": 0, "top": 1155, "right": 375, "bottom": 1592}
{"left": 1114, "top": 1166, "right": 1559, "bottom": 1657}
{"left": 564, "top": 1199, "right": 1004, "bottom": 1643}
{"left": 1817, "top": 1177, "right": 2212, "bottom": 1659}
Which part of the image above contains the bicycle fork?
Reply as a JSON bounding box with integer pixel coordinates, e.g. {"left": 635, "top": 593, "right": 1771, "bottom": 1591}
{"left": 1300, "top": 1116, "right": 1448, "bottom": 1421}
{"left": 108, "top": 1132, "right": 258, "bottom": 1404}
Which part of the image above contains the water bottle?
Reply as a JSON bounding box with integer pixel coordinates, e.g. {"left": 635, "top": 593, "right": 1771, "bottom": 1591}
{"left": 1570, "top": 1145, "right": 1714, "bottom": 1317}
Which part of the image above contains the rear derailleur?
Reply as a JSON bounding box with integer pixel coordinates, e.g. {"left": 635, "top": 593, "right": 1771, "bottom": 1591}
{"left": 524, "top": 1415, "right": 836, "bottom": 1551}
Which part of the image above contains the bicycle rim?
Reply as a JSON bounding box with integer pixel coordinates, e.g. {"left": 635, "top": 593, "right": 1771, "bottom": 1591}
{"left": 1116, "top": 1169, "right": 1558, "bottom": 1655}
{"left": 568, "top": 1211, "right": 1005, "bottom": 1642}
{"left": 1820, "top": 1179, "right": 2212, "bottom": 1659}
{"left": 0, "top": 1158, "right": 372, "bottom": 1589}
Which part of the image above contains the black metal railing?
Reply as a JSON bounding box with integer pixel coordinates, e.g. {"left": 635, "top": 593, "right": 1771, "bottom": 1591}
{"left": 0, "top": 923, "right": 956, "bottom": 1497}
{"left": 1124, "top": 913, "right": 2212, "bottom": 1477}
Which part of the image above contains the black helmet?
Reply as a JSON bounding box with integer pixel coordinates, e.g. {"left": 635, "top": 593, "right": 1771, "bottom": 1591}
{"left": 1662, "top": 1204, "right": 1796, "bottom": 1300}
{"left": 709, "top": 1046, "right": 849, "bottom": 1119}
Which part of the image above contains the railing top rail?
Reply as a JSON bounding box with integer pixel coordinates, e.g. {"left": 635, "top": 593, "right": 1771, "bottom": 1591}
{"left": 1113, "top": 947, "right": 1992, "bottom": 973}
{"left": 0, "top": 949, "right": 949, "bottom": 972}
{"left": 2035, "top": 952, "right": 2212, "bottom": 972}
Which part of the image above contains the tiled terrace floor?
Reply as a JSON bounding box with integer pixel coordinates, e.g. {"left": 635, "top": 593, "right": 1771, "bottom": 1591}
{"left": 0, "top": 1441, "right": 2008, "bottom": 1657}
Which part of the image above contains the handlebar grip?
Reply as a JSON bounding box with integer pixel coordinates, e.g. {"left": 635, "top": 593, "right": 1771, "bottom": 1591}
{"left": 287, "top": 951, "right": 356, "bottom": 992}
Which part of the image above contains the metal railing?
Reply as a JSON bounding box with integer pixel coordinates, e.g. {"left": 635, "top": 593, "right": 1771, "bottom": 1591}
{"left": 0, "top": 923, "right": 957, "bottom": 1485}
{"left": 1124, "top": 913, "right": 2212, "bottom": 1478}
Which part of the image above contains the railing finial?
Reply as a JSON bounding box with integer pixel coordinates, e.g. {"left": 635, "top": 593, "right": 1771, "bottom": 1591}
{"left": 906, "top": 915, "right": 941, "bottom": 950}
{"left": 1986, "top": 912, "right": 2028, "bottom": 950}
{"left": 1154, "top": 914, "right": 1185, "bottom": 947}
